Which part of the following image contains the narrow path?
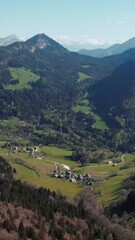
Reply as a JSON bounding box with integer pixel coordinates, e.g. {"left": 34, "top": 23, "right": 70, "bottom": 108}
{"left": 73, "top": 154, "right": 126, "bottom": 171}
{"left": 44, "top": 158, "right": 71, "bottom": 170}
{"left": 121, "top": 154, "right": 125, "bottom": 162}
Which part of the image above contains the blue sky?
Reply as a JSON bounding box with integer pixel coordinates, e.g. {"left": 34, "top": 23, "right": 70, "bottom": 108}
{"left": 1, "top": 0, "right": 135, "bottom": 50}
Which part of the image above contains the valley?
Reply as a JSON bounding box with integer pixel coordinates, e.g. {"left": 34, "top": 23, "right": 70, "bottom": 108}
{"left": 0, "top": 142, "right": 135, "bottom": 208}
{"left": 0, "top": 33, "right": 135, "bottom": 239}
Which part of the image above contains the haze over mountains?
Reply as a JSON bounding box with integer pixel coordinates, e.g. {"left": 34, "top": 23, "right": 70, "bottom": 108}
{"left": 0, "top": 34, "right": 20, "bottom": 46}
{"left": 2, "top": 34, "right": 135, "bottom": 57}
{"left": 78, "top": 36, "right": 135, "bottom": 57}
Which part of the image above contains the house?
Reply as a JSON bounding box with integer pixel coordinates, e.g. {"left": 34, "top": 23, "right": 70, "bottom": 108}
{"left": 106, "top": 161, "right": 112, "bottom": 165}
{"left": 33, "top": 146, "right": 39, "bottom": 152}
{"left": 78, "top": 174, "right": 84, "bottom": 181}
{"left": 84, "top": 173, "right": 91, "bottom": 178}
{"left": 69, "top": 178, "right": 77, "bottom": 183}
{"left": 112, "top": 163, "right": 117, "bottom": 167}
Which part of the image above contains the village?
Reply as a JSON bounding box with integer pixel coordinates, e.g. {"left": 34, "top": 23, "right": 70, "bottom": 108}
{"left": 3, "top": 144, "right": 108, "bottom": 186}
{"left": 52, "top": 164, "right": 105, "bottom": 186}
{"left": 7, "top": 145, "right": 43, "bottom": 159}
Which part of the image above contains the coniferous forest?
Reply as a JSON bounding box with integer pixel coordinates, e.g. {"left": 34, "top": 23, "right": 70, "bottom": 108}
{"left": 0, "top": 34, "right": 135, "bottom": 239}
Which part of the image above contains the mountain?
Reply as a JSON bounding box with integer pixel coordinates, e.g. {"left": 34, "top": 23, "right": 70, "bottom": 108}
{"left": 89, "top": 59, "right": 135, "bottom": 112}
{"left": 0, "top": 33, "right": 135, "bottom": 152}
{"left": 1, "top": 33, "right": 135, "bottom": 239}
{"left": 78, "top": 36, "right": 135, "bottom": 57}
{"left": 88, "top": 58, "right": 135, "bottom": 151}
{"left": 0, "top": 34, "right": 20, "bottom": 46}
{"left": 25, "top": 33, "right": 68, "bottom": 52}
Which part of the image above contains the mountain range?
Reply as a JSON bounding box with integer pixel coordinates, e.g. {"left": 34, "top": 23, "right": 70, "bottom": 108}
{"left": 78, "top": 36, "right": 135, "bottom": 57}
{"left": 0, "top": 33, "right": 135, "bottom": 240}
{"left": 0, "top": 33, "right": 134, "bottom": 152}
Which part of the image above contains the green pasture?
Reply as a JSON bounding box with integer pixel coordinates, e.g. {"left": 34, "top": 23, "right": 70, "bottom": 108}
{"left": 3, "top": 146, "right": 81, "bottom": 199}
{"left": 73, "top": 103, "right": 108, "bottom": 130}
{"left": 10, "top": 162, "right": 39, "bottom": 182}
{"left": 6, "top": 67, "right": 39, "bottom": 90}
{"left": 73, "top": 105, "right": 91, "bottom": 114}
{"left": 40, "top": 146, "right": 78, "bottom": 168}
{"left": 81, "top": 99, "right": 89, "bottom": 106}
{"left": 16, "top": 139, "right": 31, "bottom": 146}
{"left": 34, "top": 130, "right": 47, "bottom": 136}
{"left": 73, "top": 90, "right": 109, "bottom": 130}
{"left": 77, "top": 72, "right": 90, "bottom": 83}
{"left": 93, "top": 115, "right": 109, "bottom": 130}
{"left": 34, "top": 129, "right": 56, "bottom": 137}
{"left": 0, "top": 117, "right": 19, "bottom": 129}
{"left": 1, "top": 144, "right": 135, "bottom": 204}
{"left": 81, "top": 154, "right": 135, "bottom": 205}
{"left": 0, "top": 140, "right": 8, "bottom": 146}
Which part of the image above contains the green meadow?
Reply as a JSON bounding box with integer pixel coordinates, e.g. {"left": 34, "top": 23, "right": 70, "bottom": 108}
{"left": 73, "top": 95, "right": 109, "bottom": 130}
{"left": 1, "top": 144, "right": 135, "bottom": 204}
{"left": 77, "top": 72, "right": 91, "bottom": 83}
{"left": 4, "top": 146, "right": 82, "bottom": 199}
{"left": 6, "top": 67, "right": 39, "bottom": 90}
{"left": 93, "top": 115, "right": 109, "bottom": 130}
{"left": 75, "top": 154, "right": 135, "bottom": 205}
{"left": 73, "top": 105, "right": 91, "bottom": 114}
{"left": 0, "top": 117, "right": 19, "bottom": 129}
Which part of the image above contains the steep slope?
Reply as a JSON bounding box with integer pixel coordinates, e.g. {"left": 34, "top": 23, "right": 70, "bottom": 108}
{"left": 90, "top": 59, "right": 135, "bottom": 112}
{"left": 78, "top": 36, "right": 135, "bottom": 57}
{"left": 0, "top": 34, "right": 135, "bottom": 151}
{"left": 89, "top": 59, "right": 135, "bottom": 150}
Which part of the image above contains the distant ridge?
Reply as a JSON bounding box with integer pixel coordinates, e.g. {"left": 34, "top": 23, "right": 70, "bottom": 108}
{"left": 78, "top": 36, "right": 135, "bottom": 57}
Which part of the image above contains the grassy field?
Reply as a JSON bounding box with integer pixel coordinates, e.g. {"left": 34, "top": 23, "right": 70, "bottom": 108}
{"left": 0, "top": 117, "right": 19, "bottom": 129}
{"left": 34, "top": 129, "right": 47, "bottom": 136}
{"left": 73, "top": 89, "right": 109, "bottom": 130}
{"left": 40, "top": 146, "right": 78, "bottom": 168}
{"left": 3, "top": 146, "right": 82, "bottom": 199}
{"left": 75, "top": 154, "right": 135, "bottom": 205}
{"left": 73, "top": 105, "right": 91, "bottom": 114}
{"left": 1, "top": 144, "right": 135, "bottom": 204}
{"left": 93, "top": 115, "right": 109, "bottom": 130}
{"left": 73, "top": 101, "right": 109, "bottom": 130}
{"left": 77, "top": 72, "right": 90, "bottom": 83}
{"left": 6, "top": 67, "right": 39, "bottom": 90}
{"left": 34, "top": 129, "right": 56, "bottom": 137}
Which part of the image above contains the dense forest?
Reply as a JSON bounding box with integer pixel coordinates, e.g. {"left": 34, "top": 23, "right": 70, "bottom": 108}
{"left": 0, "top": 34, "right": 135, "bottom": 239}
{"left": 0, "top": 34, "right": 134, "bottom": 159}
{"left": 0, "top": 156, "right": 134, "bottom": 240}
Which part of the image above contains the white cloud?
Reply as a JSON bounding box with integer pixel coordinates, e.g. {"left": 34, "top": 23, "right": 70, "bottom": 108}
{"left": 55, "top": 35, "right": 77, "bottom": 45}
{"left": 18, "top": 36, "right": 28, "bottom": 41}
{"left": 55, "top": 35, "right": 119, "bottom": 47}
